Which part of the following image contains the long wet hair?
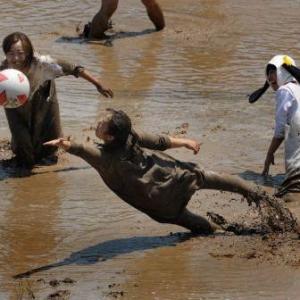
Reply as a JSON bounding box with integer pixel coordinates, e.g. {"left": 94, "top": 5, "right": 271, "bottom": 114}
{"left": 2, "top": 32, "right": 34, "bottom": 68}
{"left": 101, "top": 108, "right": 140, "bottom": 158}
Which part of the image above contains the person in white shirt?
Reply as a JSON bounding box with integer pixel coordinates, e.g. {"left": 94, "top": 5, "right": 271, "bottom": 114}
{"left": 1, "top": 32, "right": 113, "bottom": 169}
{"left": 249, "top": 55, "right": 300, "bottom": 202}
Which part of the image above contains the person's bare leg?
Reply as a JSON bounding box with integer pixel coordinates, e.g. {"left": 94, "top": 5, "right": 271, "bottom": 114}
{"left": 141, "top": 0, "right": 165, "bottom": 31}
{"left": 173, "top": 208, "right": 218, "bottom": 234}
{"left": 89, "top": 0, "right": 119, "bottom": 39}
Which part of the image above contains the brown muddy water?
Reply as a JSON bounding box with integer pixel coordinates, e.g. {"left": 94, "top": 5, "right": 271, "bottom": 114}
{"left": 0, "top": 0, "right": 300, "bottom": 299}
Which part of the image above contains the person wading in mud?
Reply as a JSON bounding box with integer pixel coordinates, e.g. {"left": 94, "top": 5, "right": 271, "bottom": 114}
{"left": 81, "top": 0, "right": 165, "bottom": 39}
{"left": 44, "top": 108, "right": 265, "bottom": 235}
{"left": 1, "top": 32, "right": 113, "bottom": 169}
{"left": 249, "top": 55, "right": 300, "bottom": 203}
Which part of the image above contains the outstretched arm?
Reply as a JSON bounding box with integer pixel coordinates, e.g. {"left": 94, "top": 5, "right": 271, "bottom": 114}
{"left": 77, "top": 69, "right": 113, "bottom": 98}
{"left": 169, "top": 136, "right": 201, "bottom": 155}
{"left": 134, "top": 130, "right": 200, "bottom": 154}
{"left": 43, "top": 138, "right": 71, "bottom": 151}
{"left": 44, "top": 138, "right": 104, "bottom": 169}
{"left": 54, "top": 58, "right": 113, "bottom": 98}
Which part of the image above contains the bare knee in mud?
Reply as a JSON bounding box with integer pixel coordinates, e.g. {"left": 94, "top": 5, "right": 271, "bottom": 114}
{"left": 173, "top": 209, "right": 217, "bottom": 235}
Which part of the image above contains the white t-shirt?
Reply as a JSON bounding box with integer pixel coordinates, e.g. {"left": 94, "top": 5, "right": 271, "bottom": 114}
{"left": 1, "top": 53, "right": 81, "bottom": 100}
{"left": 26, "top": 53, "right": 65, "bottom": 98}
{"left": 274, "top": 83, "right": 299, "bottom": 138}
{"left": 275, "top": 82, "right": 300, "bottom": 173}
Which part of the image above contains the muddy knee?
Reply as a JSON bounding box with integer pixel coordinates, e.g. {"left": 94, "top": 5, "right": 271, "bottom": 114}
{"left": 174, "top": 209, "right": 216, "bottom": 235}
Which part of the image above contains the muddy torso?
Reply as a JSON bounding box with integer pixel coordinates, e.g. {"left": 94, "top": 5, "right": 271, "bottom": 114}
{"left": 68, "top": 134, "right": 204, "bottom": 222}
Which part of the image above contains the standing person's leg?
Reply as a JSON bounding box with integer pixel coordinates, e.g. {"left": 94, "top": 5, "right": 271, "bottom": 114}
{"left": 31, "top": 81, "right": 62, "bottom": 163}
{"left": 5, "top": 105, "right": 35, "bottom": 168}
{"left": 141, "top": 0, "right": 165, "bottom": 31}
{"left": 89, "top": 0, "right": 119, "bottom": 39}
{"left": 173, "top": 208, "right": 218, "bottom": 234}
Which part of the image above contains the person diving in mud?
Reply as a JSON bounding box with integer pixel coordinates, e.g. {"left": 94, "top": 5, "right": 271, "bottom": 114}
{"left": 249, "top": 55, "right": 300, "bottom": 203}
{"left": 44, "top": 108, "right": 266, "bottom": 235}
{"left": 80, "top": 0, "right": 165, "bottom": 39}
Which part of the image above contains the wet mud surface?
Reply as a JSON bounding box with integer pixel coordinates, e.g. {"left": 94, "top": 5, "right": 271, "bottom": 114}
{"left": 1, "top": 0, "right": 300, "bottom": 299}
{"left": 1, "top": 128, "right": 300, "bottom": 299}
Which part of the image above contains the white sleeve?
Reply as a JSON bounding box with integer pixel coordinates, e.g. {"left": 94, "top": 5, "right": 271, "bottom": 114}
{"left": 36, "top": 54, "right": 64, "bottom": 80}
{"left": 274, "top": 88, "right": 294, "bottom": 138}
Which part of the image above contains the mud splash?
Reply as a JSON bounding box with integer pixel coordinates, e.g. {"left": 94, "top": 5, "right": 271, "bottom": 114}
{"left": 208, "top": 191, "right": 298, "bottom": 235}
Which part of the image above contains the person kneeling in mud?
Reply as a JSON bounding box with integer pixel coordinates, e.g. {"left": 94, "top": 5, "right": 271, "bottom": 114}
{"left": 249, "top": 55, "right": 300, "bottom": 203}
{"left": 44, "top": 109, "right": 263, "bottom": 234}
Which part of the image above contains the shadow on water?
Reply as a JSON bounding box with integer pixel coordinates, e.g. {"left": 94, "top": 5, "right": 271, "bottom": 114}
{"left": 0, "top": 161, "right": 90, "bottom": 181}
{"left": 237, "top": 170, "right": 285, "bottom": 189}
{"left": 13, "top": 233, "right": 192, "bottom": 279}
{"left": 56, "top": 29, "right": 156, "bottom": 47}
{"left": 0, "top": 163, "right": 32, "bottom": 180}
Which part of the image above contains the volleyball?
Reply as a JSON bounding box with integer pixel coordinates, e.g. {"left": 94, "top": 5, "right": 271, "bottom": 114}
{"left": 0, "top": 69, "right": 30, "bottom": 108}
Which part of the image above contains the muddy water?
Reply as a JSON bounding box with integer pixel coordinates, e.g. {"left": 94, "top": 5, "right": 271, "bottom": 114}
{"left": 0, "top": 0, "right": 300, "bottom": 299}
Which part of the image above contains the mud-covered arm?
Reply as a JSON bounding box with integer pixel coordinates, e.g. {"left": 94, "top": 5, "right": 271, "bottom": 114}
{"left": 77, "top": 68, "right": 113, "bottom": 98}
{"left": 134, "top": 130, "right": 172, "bottom": 151}
{"left": 168, "top": 136, "right": 201, "bottom": 154}
{"left": 43, "top": 138, "right": 103, "bottom": 168}
{"left": 55, "top": 58, "right": 85, "bottom": 77}
{"left": 134, "top": 130, "right": 201, "bottom": 154}
{"left": 67, "top": 142, "right": 104, "bottom": 168}
{"left": 56, "top": 58, "right": 113, "bottom": 98}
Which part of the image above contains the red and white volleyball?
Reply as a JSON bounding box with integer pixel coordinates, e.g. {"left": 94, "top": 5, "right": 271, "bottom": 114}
{"left": 0, "top": 69, "right": 30, "bottom": 109}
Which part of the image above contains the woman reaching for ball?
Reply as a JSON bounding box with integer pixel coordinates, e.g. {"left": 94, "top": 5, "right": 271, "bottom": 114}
{"left": 1, "top": 31, "right": 113, "bottom": 169}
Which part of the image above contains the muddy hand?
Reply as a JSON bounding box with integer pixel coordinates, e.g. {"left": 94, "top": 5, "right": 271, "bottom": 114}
{"left": 246, "top": 190, "right": 264, "bottom": 208}
{"left": 43, "top": 138, "right": 71, "bottom": 151}
{"left": 186, "top": 140, "right": 201, "bottom": 154}
{"left": 262, "top": 153, "right": 275, "bottom": 176}
{"left": 97, "top": 85, "right": 114, "bottom": 98}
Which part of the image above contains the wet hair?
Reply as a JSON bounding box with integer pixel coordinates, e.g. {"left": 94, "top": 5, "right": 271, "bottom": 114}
{"left": 266, "top": 64, "right": 277, "bottom": 77}
{"left": 102, "top": 108, "right": 133, "bottom": 150}
{"left": 2, "top": 32, "right": 34, "bottom": 67}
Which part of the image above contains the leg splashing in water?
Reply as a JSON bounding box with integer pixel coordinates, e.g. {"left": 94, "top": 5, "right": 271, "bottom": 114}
{"left": 208, "top": 190, "right": 298, "bottom": 235}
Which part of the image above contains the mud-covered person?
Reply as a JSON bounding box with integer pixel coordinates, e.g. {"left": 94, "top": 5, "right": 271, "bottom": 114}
{"left": 44, "top": 108, "right": 265, "bottom": 235}
{"left": 1, "top": 32, "right": 113, "bottom": 169}
{"left": 81, "top": 0, "right": 165, "bottom": 39}
{"left": 249, "top": 55, "right": 300, "bottom": 203}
